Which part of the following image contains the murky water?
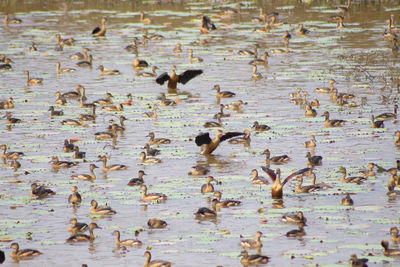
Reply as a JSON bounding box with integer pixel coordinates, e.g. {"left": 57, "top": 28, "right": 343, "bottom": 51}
{"left": 1, "top": 0, "right": 400, "bottom": 266}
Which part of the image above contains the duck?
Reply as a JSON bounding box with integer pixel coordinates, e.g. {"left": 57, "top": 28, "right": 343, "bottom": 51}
{"left": 72, "top": 146, "right": 86, "bottom": 159}
{"left": 55, "top": 34, "right": 74, "bottom": 46}
{"left": 113, "top": 230, "right": 142, "bottom": 246}
{"left": 213, "top": 191, "right": 241, "bottom": 207}
{"left": 60, "top": 118, "right": 87, "bottom": 127}
{"left": 140, "top": 151, "right": 161, "bottom": 164}
{"left": 213, "top": 85, "right": 236, "bottom": 98}
{"left": 51, "top": 156, "right": 77, "bottom": 169}
{"left": 229, "top": 129, "right": 251, "bottom": 144}
{"left": 252, "top": 121, "right": 270, "bottom": 131}
{"left": 55, "top": 92, "right": 67, "bottom": 105}
{"left": 79, "top": 106, "right": 96, "bottom": 121}
{"left": 76, "top": 55, "right": 93, "bottom": 67}
{"left": 296, "top": 176, "right": 320, "bottom": 193}
{"left": 127, "top": 170, "right": 146, "bottom": 186}
{"left": 0, "top": 97, "right": 14, "bottom": 109}
{"left": 9, "top": 243, "right": 41, "bottom": 259}
{"left": 141, "top": 28, "right": 164, "bottom": 41}
{"left": 70, "top": 48, "right": 90, "bottom": 60}
{"left": 138, "top": 66, "right": 158, "bottom": 77}
{"left": 238, "top": 44, "right": 259, "bottom": 56}
{"left": 315, "top": 79, "right": 336, "bottom": 93}
{"left": 376, "top": 105, "right": 398, "bottom": 120}
{"left": 0, "top": 58, "right": 12, "bottom": 70}
{"left": 341, "top": 193, "right": 354, "bottom": 206}
{"left": 204, "top": 113, "right": 222, "bottom": 128}
{"left": 188, "top": 48, "right": 203, "bottom": 63}
{"left": 188, "top": 165, "right": 209, "bottom": 176}
{"left": 93, "top": 92, "right": 113, "bottom": 106}
{"left": 95, "top": 124, "right": 118, "bottom": 140}
{"left": 107, "top": 115, "right": 127, "bottom": 132}
{"left": 148, "top": 218, "right": 167, "bottom": 229}
{"left": 286, "top": 223, "right": 306, "bottom": 237}
{"left": 144, "top": 143, "right": 160, "bottom": 156}
{"left": 251, "top": 65, "right": 262, "bottom": 79}
{"left": 132, "top": 55, "right": 149, "bottom": 69}
{"left": 194, "top": 199, "right": 218, "bottom": 219}
{"left": 147, "top": 132, "right": 171, "bottom": 145}
{"left": 173, "top": 43, "right": 182, "bottom": 54}
{"left": 199, "top": 14, "right": 216, "bottom": 34}
{"left": 9, "top": 154, "right": 21, "bottom": 171}
{"left": 381, "top": 240, "right": 400, "bottom": 256}
{"left": 323, "top": 111, "right": 346, "bottom": 127}
{"left": 305, "top": 105, "right": 317, "bottom": 117}
{"left": 159, "top": 93, "right": 177, "bottom": 106}
{"left": 98, "top": 155, "right": 128, "bottom": 172}
{"left": 395, "top": 131, "right": 400, "bottom": 146}
{"left": 250, "top": 169, "right": 270, "bottom": 185}
{"left": 201, "top": 176, "right": 216, "bottom": 194}
{"left": 24, "top": 70, "right": 43, "bottom": 84}
{"left": 155, "top": 65, "right": 203, "bottom": 89}
{"left": 68, "top": 218, "right": 88, "bottom": 233}
{"left": 143, "top": 251, "right": 171, "bottom": 267}
{"left": 195, "top": 130, "right": 244, "bottom": 154}
{"left": 281, "top": 211, "right": 307, "bottom": 224}
{"left": 261, "top": 167, "right": 311, "bottom": 198}
{"left": 62, "top": 85, "right": 83, "bottom": 99}
{"left": 390, "top": 227, "right": 400, "bottom": 243}
{"left": 63, "top": 140, "right": 74, "bottom": 152}
{"left": 4, "top": 112, "right": 21, "bottom": 124}
{"left": 269, "top": 39, "right": 289, "bottom": 54}
{"left": 249, "top": 52, "right": 269, "bottom": 65}
{"left": 125, "top": 38, "right": 139, "bottom": 52}
{"left": 90, "top": 200, "right": 116, "bottom": 215}
{"left": 269, "top": 15, "right": 285, "bottom": 27}
{"left": 304, "top": 135, "right": 317, "bottom": 148}
{"left": 140, "top": 184, "right": 167, "bottom": 201}
{"left": 139, "top": 11, "right": 152, "bottom": 24}
{"left": 263, "top": 149, "right": 290, "bottom": 164}
{"left": 309, "top": 172, "right": 332, "bottom": 190}
{"left": 4, "top": 14, "right": 22, "bottom": 24}
{"left": 68, "top": 186, "right": 82, "bottom": 205}
{"left": 359, "top": 163, "right": 376, "bottom": 178}
{"left": 296, "top": 24, "right": 309, "bottom": 35}
{"left": 92, "top": 18, "right": 107, "bottom": 36}
{"left": 240, "top": 231, "right": 263, "bottom": 249}
{"left": 71, "top": 164, "right": 98, "bottom": 181}
{"left": 240, "top": 250, "right": 269, "bottom": 266}
{"left": 0, "top": 144, "right": 24, "bottom": 160}
{"left": 337, "top": 0, "right": 351, "bottom": 13}
{"left": 349, "top": 254, "right": 368, "bottom": 267}
{"left": 251, "top": 8, "right": 265, "bottom": 23}
{"left": 101, "top": 103, "right": 123, "bottom": 111}
{"left": 306, "top": 152, "right": 322, "bottom": 166}
{"left": 371, "top": 115, "right": 384, "bottom": 128}
{"left": 98, "top": 65, "right": 121, "bottom": 75}
{"left": 332, "top": 15, "right": 345, "bottom": 28}
{"left": 142, "top": 104, "right": 158, "bottom": 118}
{"left": 30, "top": 183, "right": 56, "bottom": 198}
{"left": 339, "top": 167, "right": 367, "bottom": 184}
{"left": 67, "top": 223, "right": 101, "bottom": 242}
{"left": 214, "top": 104, "right": 231, "bottom": 118}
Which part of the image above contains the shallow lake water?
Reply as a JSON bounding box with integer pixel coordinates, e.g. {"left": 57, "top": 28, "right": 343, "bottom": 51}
{"left": 0, "top": 0, "right": 400, "bottom": 266}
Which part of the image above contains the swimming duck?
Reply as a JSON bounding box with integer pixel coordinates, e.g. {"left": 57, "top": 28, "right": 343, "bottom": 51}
{"left": 250, "top": 169, "right": 269, "bottom": 185}
{"left": 337, "top": 0, "right": 351, "bottom": 13}
{"left": 199, "top": 15, "right": 216, "bottom": 34}
{"left": 144, "top": 143, "right": 160, "bottom": 156}
{"left": 306, "top": 152, "right": 322, "bottom": 166}
{"left": 188, "top": 48, "right": 203, "bottom": 63}
{"left": 159, "top": 93, "right": 177, "bottom": 107}
{"left": 68, "top": 218, "right": 88, "bottom": 233}
{"left": 381, "top": 240, "right": 400, "bottom": 256}
{"left": 98, "top": 155, "right": 128, "bottom": 172}
{"left": 395, "top": 131, "right": 400, "bottom": 146}
{"left": 24, "top": 70, "right": 43, "bottom": 85}
{"left": 296, "top": 24, "right": 309, "bottom": 35}
{"left": 229, "top": 129, "right": 251, "bottom": 144}
{"left": 376, "top": 105, "right": 398, "bottom": 120}
{"left": 252, "top": 121, "right": 270, "bottom": 131}
{"left": 107, "top": 115, "right": 127, "bottom": 132}
{"left": 173, "top": 43, "right": 182, "bottom": 54}
{"left": 127, "top": 170, "right": 146, "bottom": 186}
{"left": 156, "top": 65, "right": 203, "bottom": 89}
{"left": 93, "top": 92, "right": 113, "bottom": 106}
{"left": 62, "top": 140, "right": 74, "bottom": 152}
{"left": 4, "top": 14, "right": 22, "bottom": 24}
{"left": 225, "top": 100, "right": 244, "bottom": 111}
{"left": 390, "top": 227, "right": 400, "bottom": 243}
{"left": 61, "top": 118, "right": 87, "bottom": 127}
{"left": 71, "top": 164, "right": 98, "bottom": 181}
{"left": 0, "top": 97, "right": 14, "bottom": 109}
{"left": 214, "top": 104, "right": 231, "bottom": 118}
{"left": 90, "top": 200, "right": 116, "bottom": 215}
{"left": 5, "top": 112, "right": 21, "bottom": 124}
{"left": 141, "top": 28, "right": 164, "bottom": 41}
{"left": 349, "top": 254, "right": 368, "bottom": 267}
{"left": 240, "top": 231, "right": 263, "bottom": 249}
{"left": 138, "top": 66, "right": 158, "bottom": 77}
{"left": 220, "top": 2, "right": 243, "bottom": 16}
{"left": 309, "top": 172, "right": 332, "bottom": 190}
{"left": 251, "top": 8, "right": 265, "bottom": 23}
{"left": 55, "top": 92, "right": 67, "bottom": 105}
{"left": 240, "top": 250, "right": 269, "bottom": 266}
{"left": 140, "top": 151, "right": 161, "bottom": 164}
{"left": 371, "top": 115, "right": 384, "bottom": 128}
{"left": 140, "top": 184, "right": 167, "bottom": 201}
{"left": 286, "top": 222, "right": 306, "bottom": 237}
{"left": 249, "top": 52, "right": 268, "bottom": 65}
{"left": 68, "top": 185, "right": 82, "bottom": 205}
{"left": 359, "top": 163, "right": 375, "bottom": 178}
{"left": 339, "top": 167, "right": 367, "bottom": 184}
{"left": 92, "top": 18, "right": 107, "bottom": 36}
{"left": 51, "top": 156, "right": 77, "bottom": 169}
{"left": 113, "top": 230, "right": 142, "bottom": 246}
{"left": 213, "top": 85, "right": 236, "bottom": 98}
{"left": 305, "top": 105, "right": 317, "bottom": 117}
{"left": 139, "top": 11, "right": 152, "bottom": 24}
{"left": 142, "top": 104, "right": 158, "bottom": 118}
{"left": 148, "top": 218, "right": 167, "bottom": 229}
{"left": 238, "top": 44, "right": 259, "bottom": 56}
{"left": 70, "top": 48, "right": 90, "bottom": 60}
{"left": 0, "top": 58, "right": 12, "bottom": 70}
{"left": 323, "top": 111, "right": 346, "bottom": 127}
{"left": 79, "top": 106, "right": 96, "bottom": 121}
{"left": 76, "top": 55, "right": 93, "bottom": 67}
{"left": 269, "top": 39, "right": 289, "bottom": 54}
{"left": 0, "top": 144, "right": 24, "bottom": 160}
{"left": 98, "top": 65, "right": 121, "bottom": 75}
{"left": 304, "top": 135, "right": 316, "bottom": 148}
{"left": 67, "top": 223, "right": 101, "bottom": 242}
{"left": 263, "top": 149, "right": 290, "bottom": 164}
{"left": 188, "top": 165, "right": 209, "bottom": 176}
{"left": 204, "top": 113, "right": 222, "bottom": 128}
{"left": 296, "top": 176, "right": 320, "bottom": 193}
{"left": 147, "top": 132, "right": 171, "bottom": 145}
{"left": 72, "top": 146, "right": 86, "bottom": 159}
{"left": 195, "top": 130, "right": 244, "bottom": 154}
{"left": 55, "top": 34, "right": 74, "bottom": 46}
{"left": 213, "top": 191, "right": 241, "bottom": 207}
{"left": 194, "top": 198, "right": 218, "bottom": 219}
{"left": 95, "top": 124, "right": 118, "bottom": 140}
{"left": 201, "top": 176, "right": 216, "bottom": 194}
{"left": 281, "top": 211, "right": 307, "bottom": 224}
{"left": 10, "top": 154, "right": 21, "bottom": 171}
{"left": 9, "top": 243, "right": 41, "bottom": 259}
{"left": 315, "top": 79, "right": 336, "bottom": 93}
{"left": 30, "top": 183, "right": 56, "bottom": 198}
{"left": 61, "top": 85, "right": 83, "bottom": 100}
{"left": 251, "top": 65, "right": 262, "bottom": 79}
{"left": 101, "top": 103, "right": 123, "bottom": 111}
{"left": 144, "top": 251, "right": 171, "bottom": 267}
{"left": 341, "top": 193, "right": 354, "bottom": 206}
{"left": 132, "top": 54, "right": 149, "bottom": 68}
{"left": 261, "top": 167, "right": 311, "bottom": 198}
{"left": 269, "top": 15, "right": 285, "bottom": 28}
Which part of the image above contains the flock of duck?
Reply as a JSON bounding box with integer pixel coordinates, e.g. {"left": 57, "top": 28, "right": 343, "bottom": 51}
{"left": 1, "top": 1, "right": 400, "bottom": 266}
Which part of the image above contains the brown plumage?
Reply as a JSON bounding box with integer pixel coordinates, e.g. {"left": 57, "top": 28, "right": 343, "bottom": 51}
{"left": 156, "top": 65, "right": 203, "bottom": 89}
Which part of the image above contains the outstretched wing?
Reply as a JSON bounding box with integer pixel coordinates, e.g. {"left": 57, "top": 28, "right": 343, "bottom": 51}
{"left": 155, "top": 72, "right": 170, "bottom": 85}
{"left": 178, "top": 70, "right": 203, "bottom": 84}
{"left": 203, "top": 16, "right": 216, "bottom": 30}
{"left": 220, "top": 132, "right": 244, "bottom": 142}
{"left": 261, "top": 166, "right": 276, "bottom": 182}
{"left": 283, "top": 167, "right": 311, "bottom": 185}
{"left": 195, "top": 132, "right": 212, "bottom": 146}
{"left": 92, "top": 27, "right": 100, "bottom": 35}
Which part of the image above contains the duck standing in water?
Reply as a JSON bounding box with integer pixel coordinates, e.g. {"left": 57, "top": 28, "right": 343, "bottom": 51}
{"left": 156, "top": 65, "right": 203, "bottom": 89}
{"left": 92, "top": 18, "right": 107, "bottom": 36}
